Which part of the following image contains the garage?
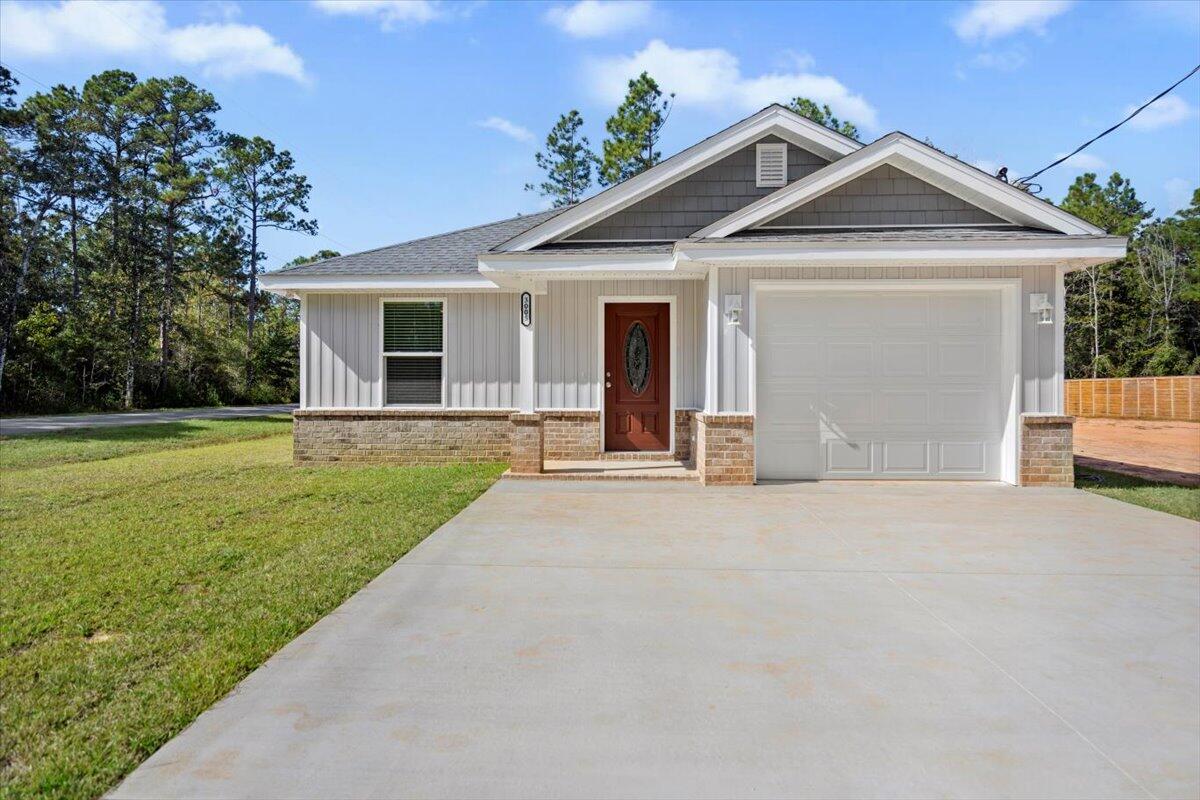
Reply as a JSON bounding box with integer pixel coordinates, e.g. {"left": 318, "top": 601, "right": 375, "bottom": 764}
{"left": 753, "top": 281, "right": 1020, "bottom": 482}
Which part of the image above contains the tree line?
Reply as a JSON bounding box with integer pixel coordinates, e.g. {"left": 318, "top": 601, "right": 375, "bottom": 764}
{"left": 527, "top": 74, "right": 1198, "bottom": 378}
{"left": 0, "top": 67, "right": 328, "bottom": 413}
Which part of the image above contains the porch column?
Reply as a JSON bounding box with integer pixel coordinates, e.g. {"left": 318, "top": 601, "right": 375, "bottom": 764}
{"left": 511, "top": 289, "right": 543, "bottom": 474}
{"left": 518, "top": 290, "right": 535, "bottom": 414}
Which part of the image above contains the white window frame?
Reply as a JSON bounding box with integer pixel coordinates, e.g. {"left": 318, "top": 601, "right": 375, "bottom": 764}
{"left": 379, "top": 297, "right": 447, "bottom": 408}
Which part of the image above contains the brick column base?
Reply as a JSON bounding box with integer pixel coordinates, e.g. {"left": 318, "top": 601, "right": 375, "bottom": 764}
{"left": 1019, "top": 413, "right": 1075, "bottom": 487}
{"left": 695, "top": 413, "right": 755, "bottom": 486}
{"left": 509, "top": 413, "right": 544, "bottom": 474}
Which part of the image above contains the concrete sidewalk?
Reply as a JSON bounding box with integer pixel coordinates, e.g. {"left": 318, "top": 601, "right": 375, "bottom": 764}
{"left": 112, "top": 481, "right": 1199, "bottom": 800}
{"left": 0, "top": 405, "right": 296, "bottom": 436}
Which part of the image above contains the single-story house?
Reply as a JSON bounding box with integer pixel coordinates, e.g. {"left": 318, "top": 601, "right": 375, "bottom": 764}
{"left": 261, "top": 104, "right": 1126, "bottom": 486}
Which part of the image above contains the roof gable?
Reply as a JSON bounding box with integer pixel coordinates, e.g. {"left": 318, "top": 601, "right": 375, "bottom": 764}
{"left": 494, "top": 105, "right": 862, "bottom": 252}
{"left": 691, "top": 133, "right": 1106, "bottom": 238}
{"left": 561, "top": 135, "right": 830, "bottom": 241}
{"left": 761, "top": 164, "right": 1007, "bottom": 228}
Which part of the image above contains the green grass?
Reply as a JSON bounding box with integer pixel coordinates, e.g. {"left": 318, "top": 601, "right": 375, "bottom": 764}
{"left": 1076, "top": 467, "right": 1200, "bottom": 521}
{"left": 0, "top": 422, "right": 505, "bottom": 799}
{"left": 0, "top": 415, "right": 293, "bottom": 472}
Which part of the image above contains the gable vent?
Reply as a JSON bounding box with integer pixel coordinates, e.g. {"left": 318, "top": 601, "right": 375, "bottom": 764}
{"left": 756, "top": 142, "right": 788, "bottom": 188}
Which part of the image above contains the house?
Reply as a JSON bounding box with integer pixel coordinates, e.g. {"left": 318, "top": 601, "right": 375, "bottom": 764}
{"left": 260, "top": 105, "right": 1126, "bottom": 486}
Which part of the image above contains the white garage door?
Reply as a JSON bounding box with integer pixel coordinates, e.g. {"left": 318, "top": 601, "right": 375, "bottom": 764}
{"left": 756, "top": 289, "right": 1005, "bottom": 480}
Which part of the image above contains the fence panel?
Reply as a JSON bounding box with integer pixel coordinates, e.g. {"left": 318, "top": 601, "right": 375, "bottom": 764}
{"left": 1065, "top": 376, "right": 1199, "bottom": 421}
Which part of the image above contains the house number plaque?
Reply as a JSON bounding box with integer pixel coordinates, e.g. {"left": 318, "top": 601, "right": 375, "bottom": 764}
{"left": 520, "top": 291, "right": 532, "bottom": 327}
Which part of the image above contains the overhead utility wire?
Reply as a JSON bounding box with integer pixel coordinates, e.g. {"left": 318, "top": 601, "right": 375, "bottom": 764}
{"left": 1016, "top": 63, "right": 1200, "bottom": 185}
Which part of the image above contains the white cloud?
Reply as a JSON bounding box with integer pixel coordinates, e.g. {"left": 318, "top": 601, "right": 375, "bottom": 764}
{"left": 587, "top": 40, "right": 878, "bottom": 129}
{"left": 543, "top": 1, "right": 653, "bottom": 38}
{"left": 0, "top": 0, "right": 306, "bottom": 82}
{"left": 311, "top": 0, "right": 442, "bottom": 28}
{"left": 1164, "top": 177, "right": 1194, "bottom": 212}
{"left": 952, "top": 0, "right": 1073, "bottom": 42}
{"left": 1125, "top": 94, "right": 1198, "bottom": 131}
{"left": 1055, "top": 151, "right": 1107, "bottom": 171}
{"left": 969, "top": 48, "right": 1026, "bottom": 71}
{"left": 477, "top": 116, "right": 534, "bottom": 143}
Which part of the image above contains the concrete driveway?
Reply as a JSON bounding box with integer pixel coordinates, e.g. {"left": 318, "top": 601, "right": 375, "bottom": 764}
{"left": 113, "top": 481, "right": 1199, "bottom": 800}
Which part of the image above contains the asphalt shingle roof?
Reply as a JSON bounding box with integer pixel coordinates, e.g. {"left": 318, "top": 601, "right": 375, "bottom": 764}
{"left": 272, "top": 207, "right": 569, "bottom": 276}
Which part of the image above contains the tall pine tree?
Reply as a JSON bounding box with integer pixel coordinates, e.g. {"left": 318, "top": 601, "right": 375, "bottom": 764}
{"left": 526, "top": 110, "right": 593, "bottom": 206}
{"left": 598, "top": 72, "right": 673, "bottom": 187}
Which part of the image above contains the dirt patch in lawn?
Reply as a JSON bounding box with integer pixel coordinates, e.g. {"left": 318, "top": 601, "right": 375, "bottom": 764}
{"left": 1073, "top": 418, "right": 1199, "bottom": 484}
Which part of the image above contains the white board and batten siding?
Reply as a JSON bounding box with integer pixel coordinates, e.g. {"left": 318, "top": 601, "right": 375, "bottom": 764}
{"left": 715, "top": 264, "right": 1064, "bottom": 416}
{"left": 302, "top": 293, "right": 520, "bottom": 409}
{"left": 301, "top": 280, "right": 706, "bottom": 411}
{"left": 536, "top": 279, "right": 706, "bottom": 410}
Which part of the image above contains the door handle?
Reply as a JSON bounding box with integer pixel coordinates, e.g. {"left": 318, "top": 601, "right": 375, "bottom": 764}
{"left": 605, "top": 381, "right": 612, "bottom": 388}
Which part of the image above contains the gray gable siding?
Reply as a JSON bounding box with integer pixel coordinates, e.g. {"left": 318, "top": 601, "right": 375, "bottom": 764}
{"left": 762, "top": 164, "right": 1007, "bottom": 228}
{"left": 563, "top": 136, "right": 829, "bottom": 241}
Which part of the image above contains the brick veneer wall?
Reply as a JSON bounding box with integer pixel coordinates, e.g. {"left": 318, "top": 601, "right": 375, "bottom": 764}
{"left": 542, "top": 411, "right": 601, "bottom": 460}
{"left": 694, "top": 413, "right": 755, "bottom": 486}
{"left": 674, "top": 409, "right": 696, "bottom": 463}
{"left": 509, "top": 413, "right": 543, "bottom": 474}
{"left": 1019, "top": 413, "right": 1075, "bottom": 487}
{"left": 293, "top": 409, "right": 512, "bottom": 465}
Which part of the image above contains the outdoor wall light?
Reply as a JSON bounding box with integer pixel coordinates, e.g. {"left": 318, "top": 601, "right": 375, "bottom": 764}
{"left": 1029, "top": 293, "right": 1054, "bottom": 325}
{"left": 724, "top": 294, "right": 743, "bottom": 326}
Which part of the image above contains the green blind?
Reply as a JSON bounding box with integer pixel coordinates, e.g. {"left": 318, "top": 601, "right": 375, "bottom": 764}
{"left": 386, "top": 356, "right": 442, "bottom": 405}
{"left": 383, "top": 301, "right": 442, "bottom": 352}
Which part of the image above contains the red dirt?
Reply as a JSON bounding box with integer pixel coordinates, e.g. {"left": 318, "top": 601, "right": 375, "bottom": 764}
{"left": 1073, "top": 418, "right": 1200, "bottom": 485}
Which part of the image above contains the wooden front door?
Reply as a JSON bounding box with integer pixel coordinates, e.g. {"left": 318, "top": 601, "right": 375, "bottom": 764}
{"left": 604, "top": 302, "right": 670, "bottom": 452}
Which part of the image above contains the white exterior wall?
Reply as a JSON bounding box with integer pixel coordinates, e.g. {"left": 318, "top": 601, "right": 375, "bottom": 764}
{"left": 713, "top": 264, "right": 1064, "bottom": 415}
{"left": 302, "top": 292, "right": 520, "bottom": 409}
{"left": 536, "top": 279, "right": 706, "bottom": 410}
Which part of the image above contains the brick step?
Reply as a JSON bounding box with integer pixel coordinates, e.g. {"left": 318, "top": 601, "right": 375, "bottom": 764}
{"left": 506, "top": 459, "right": 698, "bottom": 482}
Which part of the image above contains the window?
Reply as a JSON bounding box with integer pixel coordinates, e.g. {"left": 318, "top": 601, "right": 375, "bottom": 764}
{"left": 382, "top": 300, "right": 444, "bottom": 405}
{"left": 756, "top": 142, "right": 787, "bottom": 188}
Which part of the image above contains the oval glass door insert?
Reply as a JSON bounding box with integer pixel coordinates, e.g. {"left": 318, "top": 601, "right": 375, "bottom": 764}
{"left": 624, "top": 322, "right": 651, "bottom": 395}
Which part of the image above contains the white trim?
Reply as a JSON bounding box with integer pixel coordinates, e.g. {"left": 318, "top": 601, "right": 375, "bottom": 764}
{"left": 497, "top": 106, "right": 861, "bottom": 252}
{"left": 298, "top": 294, "right": 307, "bottom": 410}
{"left": 260, "top": 274, "right": 505, "bottom": 298}
{"left": 597, "top": 296, "right": 677, "bottom": 455}
{"left": 692, "top": 133, "right": 1106, "bottom": 239}
{"left": 705, "top": 267, "right": 720, "bottom": 413}
{"left": 675, "top": 237, "right": 1126, "bottom": 267}
{"left": 379, "top": 297, "right": 448, "bottom": 409}
{"left": 748, "top": 278, "right": 1022, "bottom": 485}
{"left": 1055, "top": 264, "right": 1067, "bottom": 413}
{"left": 755, "top": 222, "right": 1020, "bottom": 230}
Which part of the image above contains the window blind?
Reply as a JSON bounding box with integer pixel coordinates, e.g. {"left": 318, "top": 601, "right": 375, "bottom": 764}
{"left": 383, "top": 301, "right": 442, "bottom": 353}
{"left": 383, "top": 301, "right": 443, "bottom": 405}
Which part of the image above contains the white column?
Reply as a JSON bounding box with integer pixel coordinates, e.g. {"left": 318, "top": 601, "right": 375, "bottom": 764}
{"left": 704, "top": 266, "right": 720, "bottom": 413}
{"left": 518, "top": 290, "right": 536, "bottom": 413}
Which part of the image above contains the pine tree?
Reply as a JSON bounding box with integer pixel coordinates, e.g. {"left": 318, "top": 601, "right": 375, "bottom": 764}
{"left": 598, "top": 72, "right": 673, "bottom": 187}
{"left": 787, "top": 97, "right": 859, "bottom": 140}
{"left": 526, "top": 110, "right": 593, "bottom": 206}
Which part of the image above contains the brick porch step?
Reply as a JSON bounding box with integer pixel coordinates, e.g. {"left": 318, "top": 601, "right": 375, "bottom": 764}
{"left": 505, "top": 459, "right": 698, "bottom": 482}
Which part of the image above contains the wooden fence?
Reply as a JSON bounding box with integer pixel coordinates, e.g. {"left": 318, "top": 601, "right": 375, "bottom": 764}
{"left": 1065, "top": 376, "right": 1200, "bottom": 422}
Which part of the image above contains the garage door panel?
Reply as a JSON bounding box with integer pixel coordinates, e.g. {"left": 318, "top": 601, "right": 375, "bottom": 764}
{"left": 824, "top": 342, "right": 873, "bottom": 376}
{"left": 825, "top": 439, "right": 873, "bottom": 474}
{"left": 756, "top": 289, "right": 1005, "bottom": 481}
{"left": 879, "top": 391, "right": 930, "bottom": 425}
{"left": 880, "top": 342, "right": 930, "bottom": 377}
{"left": 879, "top": 294, "right": 930, "bottom": 329}
{"left": 881, "top": 441, "right": 931, "bottom": 474}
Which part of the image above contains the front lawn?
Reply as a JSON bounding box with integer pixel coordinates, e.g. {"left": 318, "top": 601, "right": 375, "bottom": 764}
{"left": 1076, "top": 466, "right": 1200, "bottom": 521}
{"left": 0, "top": 422, "right": 505, "bottom": 799}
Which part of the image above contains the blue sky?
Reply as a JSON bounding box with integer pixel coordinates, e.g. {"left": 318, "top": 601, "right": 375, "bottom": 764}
{"left": 2, "top": 0, "right": 1198, "bottom": 269}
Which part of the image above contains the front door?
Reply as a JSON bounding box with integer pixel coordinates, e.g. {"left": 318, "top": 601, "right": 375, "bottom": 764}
{"left": 604, "top": 302, "right": 670, "bottom": 452}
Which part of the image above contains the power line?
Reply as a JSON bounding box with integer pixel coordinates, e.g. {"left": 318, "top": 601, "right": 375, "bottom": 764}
{"left": 1017, "top": 63, "right": 1200, "bottom": 185}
